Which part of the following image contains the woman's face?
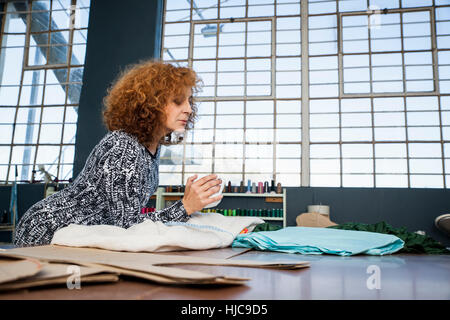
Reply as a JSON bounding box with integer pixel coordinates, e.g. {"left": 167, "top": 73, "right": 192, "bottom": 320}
{"left": 164, "top": 87, "right": 192, "bottom": 133}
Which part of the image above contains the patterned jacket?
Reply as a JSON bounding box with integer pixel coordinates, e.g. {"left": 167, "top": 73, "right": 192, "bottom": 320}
{"left": 13, "top": 130, "right": 189, "bottom": 246}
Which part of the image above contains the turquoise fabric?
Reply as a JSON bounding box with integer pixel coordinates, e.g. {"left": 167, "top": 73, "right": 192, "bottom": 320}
{"left": 232, "top": 226, "right": 405, "bottom": 256}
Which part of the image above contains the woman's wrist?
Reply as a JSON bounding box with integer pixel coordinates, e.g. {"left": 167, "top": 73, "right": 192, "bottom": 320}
{"left": 181, "top": 198, "right": 193, "bottom": 215}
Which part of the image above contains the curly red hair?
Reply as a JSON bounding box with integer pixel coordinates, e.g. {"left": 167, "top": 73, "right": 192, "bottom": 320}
{"left": 102, "top": 60, "right": 201, "bottom": 147}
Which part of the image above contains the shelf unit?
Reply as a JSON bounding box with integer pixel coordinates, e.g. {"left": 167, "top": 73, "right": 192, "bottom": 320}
{"left": 0, "top": 224, "right": 14, "bottom": 232}
{"left": 0, "top": 185, "right": 17, "bottom": 239}
{"left": 0, "top": 223, "right": 15, "bottom": 245}
{"left": 154, "top": 187, "right": 287, "bottom": 227}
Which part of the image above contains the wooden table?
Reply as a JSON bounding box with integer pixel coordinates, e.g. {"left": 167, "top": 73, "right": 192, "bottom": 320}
{"left": 0, "top": 247, "right": 449, "bottom": 300}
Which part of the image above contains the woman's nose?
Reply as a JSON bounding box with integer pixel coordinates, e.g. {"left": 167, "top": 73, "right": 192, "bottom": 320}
{"left": 184, "top": 100, "right": 192, "bottom": 114}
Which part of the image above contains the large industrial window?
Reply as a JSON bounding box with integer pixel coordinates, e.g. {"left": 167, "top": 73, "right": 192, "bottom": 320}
{"left": 0, "top": 0, "right": 90, "bottom": 184}
{"left": 162, "top": 0, "right": 303, "bottom": 188}
{"left": 307, "top": 0, "right": 449, "bottom": 189}
{"left": 161, "top": 0, "right": 449, "bottom": 189}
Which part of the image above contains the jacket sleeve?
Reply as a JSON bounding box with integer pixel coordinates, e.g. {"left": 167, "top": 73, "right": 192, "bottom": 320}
{"left": 145, "top": 199, "right": 190, "bottom": 223}
{"left": 102, "top": 138, "right": 189, "bottom": 228}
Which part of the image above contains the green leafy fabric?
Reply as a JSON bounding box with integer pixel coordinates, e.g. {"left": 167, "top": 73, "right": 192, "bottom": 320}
{"left": 252, "top": 222, "right": 283, "bottom": 233}
{"left": 328, "top": 221, "right": 449, "bottom": 255}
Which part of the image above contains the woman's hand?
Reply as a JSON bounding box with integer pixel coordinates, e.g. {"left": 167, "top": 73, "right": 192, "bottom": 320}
{"left": 181, "top": 174, "right": 223, "bottom": 215}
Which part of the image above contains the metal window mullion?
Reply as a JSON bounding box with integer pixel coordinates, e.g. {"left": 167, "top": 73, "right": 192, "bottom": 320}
{"left": 192, "top": 55, "right": 273, "bottom": 62}
{"left": 338, "top": 6, "right": 434, "bottom": 16}
{"left": 310, "top": 140, "right": 446, "bottom": 145}
{"left": 242, "top": 99, "right": 246, "bottom": 183}
{"left": 23, "top": 2, "right": 31, "bottom": 69}
{"left": 196, "top": 95, "right": 275, "bottom": 102}
{"left": 403, "top": 105, "right": 411, "bottom": 188}
{"left": 181, "top": 130, "right": 187, "bottom": 186}
{"left": 338, "top": 3, "right": 343, "bottom": 190}
{"left": 338, "top": 11, "right": 344, "bottom": 98}
{"left": 191, "top": 16, "right": 278, "bottom": 25}
{"left": 331, "top": 48, "right": 436, "bottom": 57}
{"left": 0, "top": 3, "right": 6, "bottom": 50}
{"left": 32, "top": 65, "right": 48, "bottom": 180}
{"left": 58, "top": 0, "right": 77, "bottom": 180}
{"left": 396, "top": 11, "right": 411, "bottom": 188}
{"left": 367, "top": 14, "right": 373, "bottom": 95}
{"left": 371, "top": 96, "right": 377, "bottom": 187}
{"left": 182, "top": 2, "right": 195, "bottom": 184}
{"left": 344, "top": 34, "right": 432, "bottom": 42}
{"left": 244, "top": 20, "right": 248, "bottom": 98}
{"left": 211, "top": 19, "right": 220, "bottom": 176}
{"left": 271, "top": 16, "right": 276, "bottom": 182}
{"left": 399, "top": 13, "right": 409, "bottom": 97}
{"left": 338, "top": 100, "right": 343, "bottom": 187}
{"left": 367, "top": 5, "right": 376, "bottom": 188}
{"left": 431, "top": 7, "right": 446, "bottom": 188}
{"left": 161, "top": 0, "right": 167, "bottom": 59}
{"left": 430, "top": 8, "right": 440, "bottom": 94}
{"left": 243, "top": 19, "right": 248, "bottom": 183}
{"left": 6, "top": 5, "right": 32, "bottom": 184}
{"left": 46, "top": 2, "right": 51, "bottom": 66}
{"left": 214, "top": 83, "right": 282, "bottom": 87}
{"left": 300, "top": 0, "right": 309, "bottom": 187}
{"left": 340, "top": 91, "right": 440, "bottom": 99}
{"left": 24, "top": 63, "right": 78, "bottom": 70}
{"left": 196, "top": 96, "right": 299, "bottom": 102}
{"left": 440, "top": 94, "right": 447, "bottom": 188}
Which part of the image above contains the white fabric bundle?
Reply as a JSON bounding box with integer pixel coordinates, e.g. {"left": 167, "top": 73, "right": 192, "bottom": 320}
{"left": 51, "top": 212, "right": 264, "bottom": 252}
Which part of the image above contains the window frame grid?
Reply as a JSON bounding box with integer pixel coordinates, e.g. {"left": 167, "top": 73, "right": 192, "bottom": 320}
{"left": 337, "top": 6, "right": 439, "bottom": 97}
{"left": 0, "top": 0, "right": 88, "bottom": 184}
{"left": 161, "top": 0, "right": 450, "bottom": 189}
{"left": 162, "top": 0, "right": 303, "bottom": 186}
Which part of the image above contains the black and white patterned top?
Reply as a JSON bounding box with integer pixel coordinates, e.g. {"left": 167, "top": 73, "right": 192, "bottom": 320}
{"left": 13, "top": 130, "right": 189, "bottom": 247}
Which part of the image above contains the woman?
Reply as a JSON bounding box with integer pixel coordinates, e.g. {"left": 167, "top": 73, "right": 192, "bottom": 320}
{"left": 13, "top": 60, "right": 223, "bottom": 247}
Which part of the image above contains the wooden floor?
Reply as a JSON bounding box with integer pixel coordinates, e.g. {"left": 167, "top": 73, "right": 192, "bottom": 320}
{"left": 0, "top": 247, "right": 449, "bottom": 300}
